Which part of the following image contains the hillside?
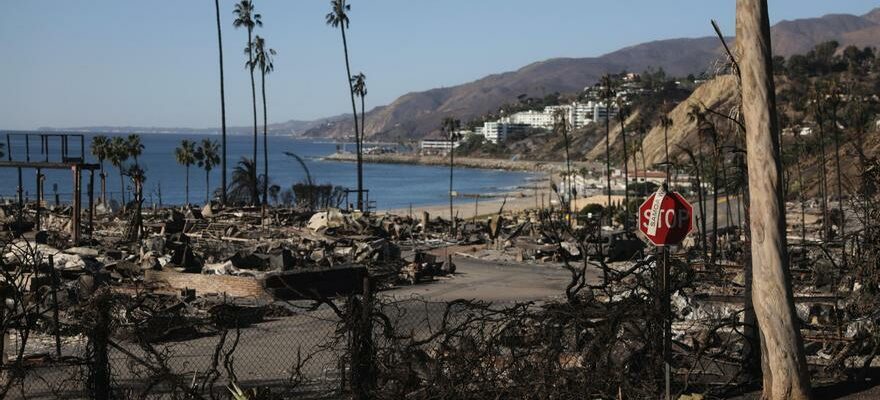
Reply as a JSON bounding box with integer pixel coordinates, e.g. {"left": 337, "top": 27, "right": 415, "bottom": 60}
{"left": 637, "top": 75, "right": 739, "bottom": 166}
{"left": 305, "top": 8, "right": 880, "bottom": 142}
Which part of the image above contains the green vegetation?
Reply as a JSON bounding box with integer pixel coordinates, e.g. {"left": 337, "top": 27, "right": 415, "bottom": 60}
{"left": 90, "top": 135, "right": 110, "bottom": 204}
{"left": 228, "top": 157, "right": 261, "bottom": 206}
{"left": 196, "top": 139, "right": 221, "bottom": 203}
{"left": 174, "top": 140, "right": 197, "bottom": 205}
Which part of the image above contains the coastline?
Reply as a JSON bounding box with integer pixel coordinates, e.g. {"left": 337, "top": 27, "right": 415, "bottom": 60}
{"left": 323, "top": 152, "right": 589, "bottom": 173}
{"left": 325, "top": 152, "right": 616, "bottom": 219}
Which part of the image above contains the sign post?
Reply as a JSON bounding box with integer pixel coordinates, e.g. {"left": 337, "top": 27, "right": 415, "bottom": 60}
{"left": 638, "top": 187, "right": 693, "bottom": 400}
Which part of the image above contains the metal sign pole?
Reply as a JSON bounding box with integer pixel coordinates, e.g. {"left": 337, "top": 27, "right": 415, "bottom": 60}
{"left": 663, "top": 244, "right": 671, "bottom": 400}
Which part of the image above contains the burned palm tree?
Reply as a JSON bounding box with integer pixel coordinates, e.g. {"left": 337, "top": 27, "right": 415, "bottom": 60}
{"left": 659, "top": 106, "right": 674, "bottom": 183}
{"left": 552, "top": 108, "right": 574, "bottom": 219}
{"left": 811, "top": 86, "right": 831, "bottom": 241}
{"left": 616, "top": 101, "right": 630, "bottom": 230}
{"left": 687, "top": 104, "right": 715, "bottom": 260}
{"left": 601, "top": 75, "right": 615, "bottom": 226}
{"left": 443, "top": 117, "right": 462, "bottom": 235}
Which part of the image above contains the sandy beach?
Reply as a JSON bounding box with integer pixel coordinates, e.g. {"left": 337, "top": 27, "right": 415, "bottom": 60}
{"left": 379, "top": 175, "right": 628, "bottom": 221}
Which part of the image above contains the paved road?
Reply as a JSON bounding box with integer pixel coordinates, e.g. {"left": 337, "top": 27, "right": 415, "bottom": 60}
{"left": 386, "top": 256, "right": 574, "bottom": 302}
{"left": 17, "top": 257, "right": 575, "bottom": 399}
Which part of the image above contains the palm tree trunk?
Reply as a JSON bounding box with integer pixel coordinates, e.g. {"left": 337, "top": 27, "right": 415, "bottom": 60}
{"left": 99, "top": 161, "right": 106, "bottom": 205}
{"left": 449, "top": 139, "right": 455, "bottom": 236}
{"left": 737, "top": 1, "right": 812, "bottom": 397}
{"left": 796, "top": 143, "right": 806, "bottom": 243}
{"left": 664, "top": 125, "right": 671, "bottom": 183}
{"left": 340, "top": 27, "right": 363, "bottom": 210}
{"left": 215, "top": 0, "right": 228, "bottom": 206}
{"left": 832, "top": 119, "right": 846, "bottom": 269}
{"left": 262, "top": 71, "right": 269, "bottom": 208}
{"left": 563, "top": 121, "right": 572, "bottom": 220}
{"left": 712, "top": 137, "right": 719, "bottom": 263}
{"left": 360, "top": 94, "right": 366, "bottom": 207}
{"left": 248, "top": 27, "right": 259, "bottom": 206}
{"left": 206, "top": 169, "right": 211, "bottom": 203}
{"left": 621, "top": 120, "right": 629, "bottom": 230}
{"left": 119, "top": 169, "right": 125, "bottom": 206}
{"left": 816, "top": 110, "right": 829, "bottom": 241}
{"left": 604, "top": 101, "right": 612, "bottom": 226}
{"left": 185, "top": 166, "right": 190, "bottom": 205}
{"left": 698, "top": 134, "right": 708, "bottom": 258}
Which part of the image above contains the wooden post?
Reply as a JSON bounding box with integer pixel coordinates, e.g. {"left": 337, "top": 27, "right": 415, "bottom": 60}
{"left": 89, "top": 292, "right": 111, "bottom": 400}
{"left": 88, "top": 171, "right": 95, "bottom": 239}
{"left": 50, "top": 256, "right": 61, "bottom": 358}
{"left": 71, "top": 165, "right": 82, "bottom": 243}
{"left": 35, "top": 168, "right": 42, "bottom": 231}
{"left": 16, "top": 167, "right": 23, "bottom": 233}
{"left": 736, "top": 0, "right": 812, "bottom": 398}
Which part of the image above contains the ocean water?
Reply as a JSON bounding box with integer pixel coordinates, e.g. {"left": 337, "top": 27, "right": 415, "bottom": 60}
{"left": 0, "top": 133, "right": 536, "bottom": 210}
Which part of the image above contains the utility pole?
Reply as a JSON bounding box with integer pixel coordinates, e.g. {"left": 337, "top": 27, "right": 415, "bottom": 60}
{"left": 737, "top": 0, "right": 812, "bottom": 398}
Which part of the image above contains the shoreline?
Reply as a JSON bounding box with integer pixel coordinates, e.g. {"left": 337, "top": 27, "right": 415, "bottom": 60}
{"left": 325, "top": 152, "right": 617, "bottom": 219}
{"left": 323, "top": 152, "right": 589, "bottom": 173}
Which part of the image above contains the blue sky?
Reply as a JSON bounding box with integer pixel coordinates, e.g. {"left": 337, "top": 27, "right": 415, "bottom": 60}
{"left": 1, "top": 1, "right": 876, "bottom": 130}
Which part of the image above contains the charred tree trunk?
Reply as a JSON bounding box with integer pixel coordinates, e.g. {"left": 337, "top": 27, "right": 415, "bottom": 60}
{"left": 620, "top": 114, "right": 630, "bottom": 230}
{"left": 737, "top": 1, "right": 812, "bottom": 398}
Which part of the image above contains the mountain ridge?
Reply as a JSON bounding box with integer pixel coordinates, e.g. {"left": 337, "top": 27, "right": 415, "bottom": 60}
{"left": 305, "top": 7, "right": 880, "bottom": 141}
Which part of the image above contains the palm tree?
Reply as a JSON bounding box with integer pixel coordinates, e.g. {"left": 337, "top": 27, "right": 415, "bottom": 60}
{"left": 107, "top": 136, "right": 130, "bottom": 205}
{"left": 326, "top": 0, "right": 364, "bottom": 210}
{"left": 442, "top": 117, "right": 461, "bottom": 235}
{"left": 351, "top": 72, "right": 367, "bottom": 208}
{"left": 601, "top": 75, "right": 614, "bottom": 226}
{"left": 686, "top": 105, "right": 710, "bottom": 259}
{"left": 233, "top": 0, "right": 262, "bottom": 205}
{"left": 124, "top": 164, "right": 147, "bottom": 241}
{"left": 90, "top": 135, "right": 110, "bottom": 204}
{"left": 659, "top": 111, "right": 674, "bottom": 183}
{"left": 228, "top": 157, "right": 260, "bottom": 206}
{"left": 215, "top": 0, "right": 229, "bottom": 205}
{"left": 196, "top": 139, "right": 221, "bottom": 203}
{"left": 811, "top": 88, "right": 830, "bottom": 242}
{"left": 616, "top": 102, "right": 630, "bottom": 230}
{"left": 247, "top": 35, "right": 275, "bottom": 208}
{"left": 553, "top": 108, "right": 573, "bottom": 219}
{"left": 126, "top": 134, "right": 144, "bottom": 166}
{"left": 175, "top": 140, "right": 197, "bottom": 205}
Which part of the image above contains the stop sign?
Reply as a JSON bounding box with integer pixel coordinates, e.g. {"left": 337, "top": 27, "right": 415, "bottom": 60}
{"left": 638, "top": 190, "right": 693, "bottom": 246}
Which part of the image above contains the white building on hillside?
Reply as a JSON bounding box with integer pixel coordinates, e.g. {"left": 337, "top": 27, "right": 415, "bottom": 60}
{"left": 507, "top": 110, "right": 554, "bottom": 129}
{"left": 479, "top": 121, "right": 529, "bottom": 143}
